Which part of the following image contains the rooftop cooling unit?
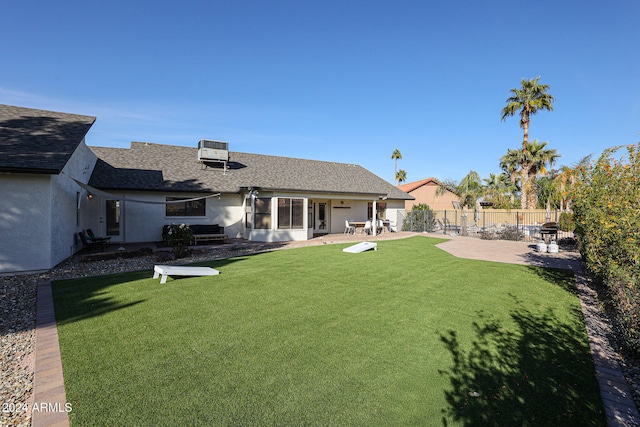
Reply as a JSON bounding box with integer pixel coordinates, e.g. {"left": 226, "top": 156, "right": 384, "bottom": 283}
{"left": 198, "top": 140, "right": 229, "bottom": 162}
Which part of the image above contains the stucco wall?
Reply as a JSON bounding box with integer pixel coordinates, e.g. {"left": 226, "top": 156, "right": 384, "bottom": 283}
{"left": 0, "top": 174, "right": 52, "bottom": 274}
{"left": 0, "top": 139, "right": 98, "bottom": 274}
{"left": 53, "top": 141, "right": 98, "bottom": 263}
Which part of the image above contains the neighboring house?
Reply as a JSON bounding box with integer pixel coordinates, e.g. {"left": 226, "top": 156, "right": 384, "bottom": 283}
{"left": 0, "top": 104, "right": 97, "bottom": 274}
{"left": 398, "top": 178, "right": 459, "bottom": 211}
{"left": 1, "top": 104, "right": 412, "bottom": 274}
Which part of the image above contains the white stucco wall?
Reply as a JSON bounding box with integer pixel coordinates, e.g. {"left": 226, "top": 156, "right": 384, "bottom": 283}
{"left": 0, "top": 174, "right": 52, "bottom": 274}
{"left": 53, "top": 141, "right": 98, "bottom": 263}
{"left": 0, "top": 139, "right": 98, "bottom": 274}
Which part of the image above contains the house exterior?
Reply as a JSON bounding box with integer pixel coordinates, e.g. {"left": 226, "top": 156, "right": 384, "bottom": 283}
{"left": 398, "top": 178, "right": 460, "bottom": 211}
{"left": 0, "top": 104, "right": 97, "bottom": 274}
{"left": 1, "top": 104, "right": 412, "bottom": 275}
{"left": 86, "top": 142, "right": 412, "bottom": 245}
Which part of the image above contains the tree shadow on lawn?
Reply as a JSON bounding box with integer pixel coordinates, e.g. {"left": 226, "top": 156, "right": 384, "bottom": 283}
{"left": 53, "top": 270, "right": 150, "bottom": 326}
{"left": 439, "top": 303, "right": 606, "bottom": 426}
{"left": 525, "top": 265, "right": 580, "bottom": 296}
{"left": 52, "top": 256, "right": 250, "bottom": 326}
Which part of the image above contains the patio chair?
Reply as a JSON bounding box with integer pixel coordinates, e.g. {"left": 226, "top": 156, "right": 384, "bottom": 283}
{"left": 465, "top": 222, "right": 480, "bottom": 236}
{"left": 362, "top": 220, "right": 372, "bottom": 235}
{"left": 444, "top": 218, "right": 459, "bottom": 234}
{"left": 344, "top": 220, "right": 355, "bottom": 234}
{"left": 78, "top": 231, "right": 106, "bottom": 252}
{"left": 377, "top": 219, "right": 384, "bottom": 234}
{"left": 86, "top": 228, "right": 111, "bottom": 243}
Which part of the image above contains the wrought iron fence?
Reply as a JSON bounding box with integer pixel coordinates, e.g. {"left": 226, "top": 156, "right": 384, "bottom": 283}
{"left": 402, "top": 209, "right": 574, "bottom": 242}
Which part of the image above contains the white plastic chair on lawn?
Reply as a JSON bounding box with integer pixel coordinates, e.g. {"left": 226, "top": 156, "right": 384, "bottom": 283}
{"left": 362, "top": 220, "right": 372, "bottom": 235}
{"left": 344, "top": 220, "right": 355, "bottom": 234}
{"left": 377, "top": 219, "right": 384, "bottom": 234}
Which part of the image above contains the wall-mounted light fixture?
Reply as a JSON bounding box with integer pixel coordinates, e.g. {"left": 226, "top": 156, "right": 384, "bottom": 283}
{"left": 87, "top": 192, "right": 93, "bottom": 200}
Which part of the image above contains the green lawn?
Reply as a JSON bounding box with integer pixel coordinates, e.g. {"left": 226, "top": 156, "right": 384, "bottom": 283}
{"left": 53, "top": 236, "right": 606, "bottom": 426}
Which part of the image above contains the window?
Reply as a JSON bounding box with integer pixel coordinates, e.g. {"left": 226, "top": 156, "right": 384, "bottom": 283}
{"left": 245, "top": 200, "right": 252, "bottom": 229}
{"left": 166, "top": 197, "right": 206, "bottom": 217}
{"left": 278, "top": 198, "right": 304, "bottom": 229}
{"left": 254, "top": 197, "right": 272, "bottom": 229}
{"left": 368, "top": 202, "right": 387, "bottom": 219}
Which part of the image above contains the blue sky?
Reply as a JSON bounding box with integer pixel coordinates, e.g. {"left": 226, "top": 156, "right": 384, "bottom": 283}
{"left": 2, "top": 0, "right": 638, "bottom": 184}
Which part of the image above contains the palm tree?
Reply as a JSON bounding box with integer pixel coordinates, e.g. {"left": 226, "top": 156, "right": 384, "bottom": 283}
{"left": 396, "top": 169, "right": 407, "bottom": 185}
{"left": 523, "top": 140, "right": 560, "bottom": 208}
{"left": 554, "top": 156, "right": 591, "bottom": 211}
{"left": 536, "top": 173, "right": 561, "bottom": 212}
{"left": 436, "top": 170, "right": 484, "bottom": 235}
{"left": 499, "top": 148, "right": 522, "bottom": 206}
{"left": 392, "top": 148, "right": 402, "bottom": 184}
{"left": 483, "top": 172, "right": 512, "bottom": 208}
{"left": 501, "top": 77, "right": 554, "bottom": 208}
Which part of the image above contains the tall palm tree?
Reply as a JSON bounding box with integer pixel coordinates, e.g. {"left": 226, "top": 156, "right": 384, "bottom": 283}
{"left": 396, "top": 169, "right": 407, "bottom": 185}
{"left": 501, "top": 77, "right": 554, "bottom": 208}
{"left": 499, "top": 148, "right": 522, "bottom": 206}
{"left": 392, "top": 148, "right": 402, "bottom": 184}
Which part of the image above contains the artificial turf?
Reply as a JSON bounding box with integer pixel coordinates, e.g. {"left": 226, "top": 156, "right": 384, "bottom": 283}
{"left": 52, "top": 236, "right": 606, "bottom": 426}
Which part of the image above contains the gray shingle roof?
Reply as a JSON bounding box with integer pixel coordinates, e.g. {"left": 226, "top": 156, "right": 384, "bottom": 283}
{"left": 90, "top": 142, "right": 412, "bottom": 200}
{"left": 0, "top": 104, "right": 96, "bottom": 174}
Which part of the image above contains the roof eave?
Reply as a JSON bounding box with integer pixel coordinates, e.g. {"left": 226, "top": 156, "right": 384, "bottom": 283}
{"left": 0, "top": 167, "right": 60, "bottom": 175}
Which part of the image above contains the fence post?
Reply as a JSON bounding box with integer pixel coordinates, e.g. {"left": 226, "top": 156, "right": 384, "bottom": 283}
{"left": 422, "top": 210, "right": 425, "bottom": 232}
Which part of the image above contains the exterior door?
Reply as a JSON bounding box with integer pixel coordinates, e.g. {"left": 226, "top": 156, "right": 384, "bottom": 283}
{"left": 318, "top": 202, "right": 327, "bottom": 232}
{"left": 105, "top": 199, "right": 123, "bottom": 242}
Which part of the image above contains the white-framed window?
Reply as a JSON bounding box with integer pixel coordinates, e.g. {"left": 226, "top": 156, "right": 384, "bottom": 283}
{"left": 254, "top": 197, "right": 272, "bottom": 229}
{"left": 166, "top": 197, "right": 206, "bottom": 217}
{"left": 278, "top": 198, "right": 304, "bottom": 229}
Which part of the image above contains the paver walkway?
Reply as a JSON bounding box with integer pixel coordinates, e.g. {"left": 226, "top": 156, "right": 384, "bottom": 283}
{"left": 33, "top": 232, "right": 639, "bottom": 426}
{"left": 33, "top": 280, "right": 70, "bottom": 427}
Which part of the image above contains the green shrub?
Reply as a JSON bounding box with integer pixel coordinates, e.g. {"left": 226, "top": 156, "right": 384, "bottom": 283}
{"left": 571, "top": 144, "right": 640, "bottom": 353}
{"left": 164, "top": 223, "right": 193, "bottom": 258}
{"left": 558, "top": 212, "right": 575, "bottom": 232}
{"left": 402, "top": 204, "right": 436, "bottom": 232}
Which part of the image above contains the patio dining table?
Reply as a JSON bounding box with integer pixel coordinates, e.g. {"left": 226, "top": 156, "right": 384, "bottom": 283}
{"left": 349, "top": 221, "right": 367, "bottom": 234}
{"left": 348, "top": 220, "right": 390, "bottom": 234}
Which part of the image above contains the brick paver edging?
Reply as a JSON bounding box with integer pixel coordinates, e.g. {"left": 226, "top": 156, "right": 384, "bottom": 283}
{"left": 33, "top": 280, "right": 70, "bottom": 427}
{"left": 574, "top": 266, "right": 640, "bottom": 427}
